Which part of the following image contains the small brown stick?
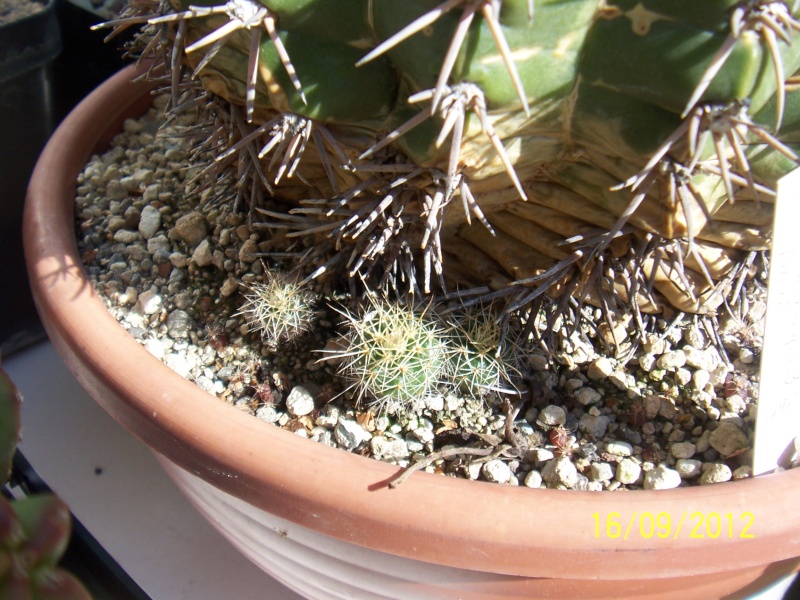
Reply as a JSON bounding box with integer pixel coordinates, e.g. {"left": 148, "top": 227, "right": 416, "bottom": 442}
{"left": 388, "top": 446, "right": 495, "bottom": 488}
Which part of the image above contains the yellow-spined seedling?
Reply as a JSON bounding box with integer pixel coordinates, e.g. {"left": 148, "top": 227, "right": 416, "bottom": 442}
{"left": 445, "top": 309, "right": 518, "bottom": 397}
{"left": 330, "top": 298, "right": 448, "bottom": 415}
{"left": 237, "top": 273, "right": 317, "bottom": 348}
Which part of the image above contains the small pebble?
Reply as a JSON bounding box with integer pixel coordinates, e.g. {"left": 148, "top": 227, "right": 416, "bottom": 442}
{"left": 615, "top": 459, "right": 641, "bottom": 485}
{"left": 541, "top": 456, "right": 578, "bottom": 488}
{"left": 574, "top": 387, "right": 602, "bottom": 406}
{"left": 708, "top": 422, "right": 750, "bottom": 457}
{"left": 334, "top": 420, "right": 371, "bottom": 451}
{"left": 370, "top": 436, "right": 410, "bottom": 460}
{"left": 605, "top": 441, "right": 633, "bottom": 457}
{"left": 286, "top": 385, "right": 317, "bottom": 417}
{"left": 523, "top": 470, "right": 543, "bottom": 488}
{"left": 643, "top": 465, "right": 681, "bottom": 490}
{"left": 538, "top": 405, "right": 566, "bottom": 427}
{"left": 670, "top": 442, "right": 696, "bottom": 459}
{"left": 482, "top": 460, "right": 512, "bottom": 484}
{"left": 675, "top": 459, "right": 703, "bottom": 479}
{"left": 587, "top": 357, "right": 613, "bottom": 380}
{"left": 699, "top": 463, "right": 732, "bottom": 485}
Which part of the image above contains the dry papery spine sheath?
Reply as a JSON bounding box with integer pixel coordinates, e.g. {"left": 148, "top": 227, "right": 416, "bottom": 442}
{"left": 327, "top": 297, "right": 449, "bottom": 416}
{"left": 93, "top": 1, "right": 800, "bottom": 353}
{"left": 236, "top": 272, "right": 318, "bottom": 348}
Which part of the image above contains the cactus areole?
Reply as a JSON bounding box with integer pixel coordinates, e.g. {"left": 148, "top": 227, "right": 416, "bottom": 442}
{"left": 98, "top": 0, "right": 800, "bottom": 331}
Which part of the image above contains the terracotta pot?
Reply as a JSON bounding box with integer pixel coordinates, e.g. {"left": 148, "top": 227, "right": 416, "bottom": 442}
{"left": 24, "top": 63, "right": 800, "bottom": 599}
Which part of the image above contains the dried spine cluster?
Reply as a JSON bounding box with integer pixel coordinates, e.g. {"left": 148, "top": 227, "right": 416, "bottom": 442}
{"left": 94, "top": 1, "right": 800, "bottom": 395}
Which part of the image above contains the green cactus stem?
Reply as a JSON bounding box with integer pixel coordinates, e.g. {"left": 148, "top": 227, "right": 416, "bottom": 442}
{"left": 327, "top": 298, "right": 449, "bottom": 414}
{"left": 236, "top": 272, "right": 318, "bottom": 348}
{"left": 95, "top": 1, "right": 800, "bottom": 336}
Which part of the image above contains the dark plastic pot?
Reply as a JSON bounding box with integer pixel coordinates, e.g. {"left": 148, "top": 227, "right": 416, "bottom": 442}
{"left": 0, "top": 0, "right": 62, "bottom": 223}
{"left": 0, "top": 0, "right": 61, "bottom": 353}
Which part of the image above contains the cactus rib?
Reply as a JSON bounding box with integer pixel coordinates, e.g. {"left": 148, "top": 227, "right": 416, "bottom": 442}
{"left": 150, "top": 0, "right": 307, "bottom": 121}
{"left": 97, "top": 0, "right": 800, "bottom": 337}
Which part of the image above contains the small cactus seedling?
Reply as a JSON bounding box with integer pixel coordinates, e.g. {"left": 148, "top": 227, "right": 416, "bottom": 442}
{"left": 0, "top": 368, "right": 91, "bottom": 600}
{"left": 236, "top": 273, "right": 317, "bottom": 348}
{"left": 445, "top": 308, "right": 518, "bottom": 397}
{"left": 328, "top": 298, "right": 448, "bottom": 415}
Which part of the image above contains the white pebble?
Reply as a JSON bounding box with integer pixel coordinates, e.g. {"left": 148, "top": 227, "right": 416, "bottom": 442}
{"left": 708, "top": 422, "right": 750, "bottom": 457}
{"left": 700, "top": 463, "right": 732, "bottom": 485}
{"left": 424, "top": 395, "right": 445, "bottom": 412}
{"left": 164, "top": 353, "right": 194, "bottom": 378}
{"left": 541, "top": 456, "right": 578, "bottom": 488}
{"left": 589, "top": 462, "right": 614, "bottom": 482}
{"left": 605, "top": 441, "right": 633, "bottom": 456}
{"left": 370, "top": 436, "right": 410, "bottom": 460}
{"left": 692, "top": 369, "right": 711, "bottom": 391}
{"left": 144, "top": 338, "right": 165, "bottom": 359}
{"left": 587, "top": 357, "right": 613, "bottom": 380}
{"left": 138, "top": 289, "right": 163, "bottom": 315}
{"left": 724, "top": 394, "right": 747, "bottom": 414}
{"left": 138, "top": 205, "right": 161, "bottom": 239}
{"left": 675, "top": 459, "right": 703, "bottom": 479}
{"left": 615, "top": 458, "right": 641, "bottom": 485}
{"left": 643, "top": 465, "right": 681, "bottom": 490}
{"left": 656, "top": 350, "right": 686, "bottom": 370}
{"left": 286, "top": 386, "right": 316, "bottom": 416}
{"left": 482, "top": 460, "right": 512, "bottom": 484}
{"left": 670, "top": 442, "right": 697, "bottom": 459}
{"left": 523, "top": 470, "right": 543, "bottom": 488}
{"left": 335, "top": 420, "right": 371, "bottom": 451}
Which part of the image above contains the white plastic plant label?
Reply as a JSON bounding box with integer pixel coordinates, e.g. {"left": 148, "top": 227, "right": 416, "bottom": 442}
{"left": 753, "top": 166, "right": 800, "bottom": 475}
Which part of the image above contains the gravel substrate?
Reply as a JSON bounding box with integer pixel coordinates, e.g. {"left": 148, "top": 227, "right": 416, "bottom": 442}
{"left": 75, "top": 95, "right": 769, "bottom": 491}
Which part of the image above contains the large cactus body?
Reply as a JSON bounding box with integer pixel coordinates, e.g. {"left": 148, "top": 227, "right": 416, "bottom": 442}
{"left": 121, "top": 0, "right": 800, "bottom": 316}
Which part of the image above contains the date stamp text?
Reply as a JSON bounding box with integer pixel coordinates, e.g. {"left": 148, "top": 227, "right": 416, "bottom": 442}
{"left": 592, "top": 511, "right": 755, "bottom": 540}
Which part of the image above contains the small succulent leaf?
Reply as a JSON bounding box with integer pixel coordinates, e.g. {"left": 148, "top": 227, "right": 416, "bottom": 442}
{"left": 0, "top": 496, "right": 25, "bottom": 553}
{"left": 10, "top": 497, "right": 72, "bottom": 571}
{"left": 30, "top": 569, "right": 92, "bottom": 600}
{"left": 0, "top": 368, "right": 23, "bottom": 483}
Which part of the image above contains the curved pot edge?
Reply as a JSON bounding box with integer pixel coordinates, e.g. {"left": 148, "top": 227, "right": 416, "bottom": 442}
{"left": 22, "top": 62, "right": 800, "bottom": 584}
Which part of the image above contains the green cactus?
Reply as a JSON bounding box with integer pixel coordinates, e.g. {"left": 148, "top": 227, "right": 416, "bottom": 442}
{"left": 328, "top": 298, "right": 448, "bottom": 414}
{"left": 236, "top": 273, "right": 318, "bottom": 348}
{"left": 445, "top": 307, "right": 518, "bottom": 397}
{"left": 0, "top": 369, "right": 92, "bottom": 600}
{"left": 97, "top": 1, "right": 800, "bottom": 329}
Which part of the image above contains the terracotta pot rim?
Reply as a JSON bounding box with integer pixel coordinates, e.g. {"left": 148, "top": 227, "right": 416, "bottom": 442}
{"left": 23, "top": 62, "right": 800, "bottom": 581}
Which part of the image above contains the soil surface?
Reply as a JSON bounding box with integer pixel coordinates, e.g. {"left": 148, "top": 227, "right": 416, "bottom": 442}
{"left": 74, "top": 95, "right": 775, "bottom": 492}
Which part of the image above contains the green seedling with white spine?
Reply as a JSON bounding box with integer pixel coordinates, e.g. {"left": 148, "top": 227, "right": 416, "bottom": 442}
{"left": 445, "top": 308, "right": 517, "bottom": 397}
{"left": 330, "top": 299, "right": 449, "bottom": 414}
{"left": 237, "top": 273, "right": 318, "bottom": 348}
